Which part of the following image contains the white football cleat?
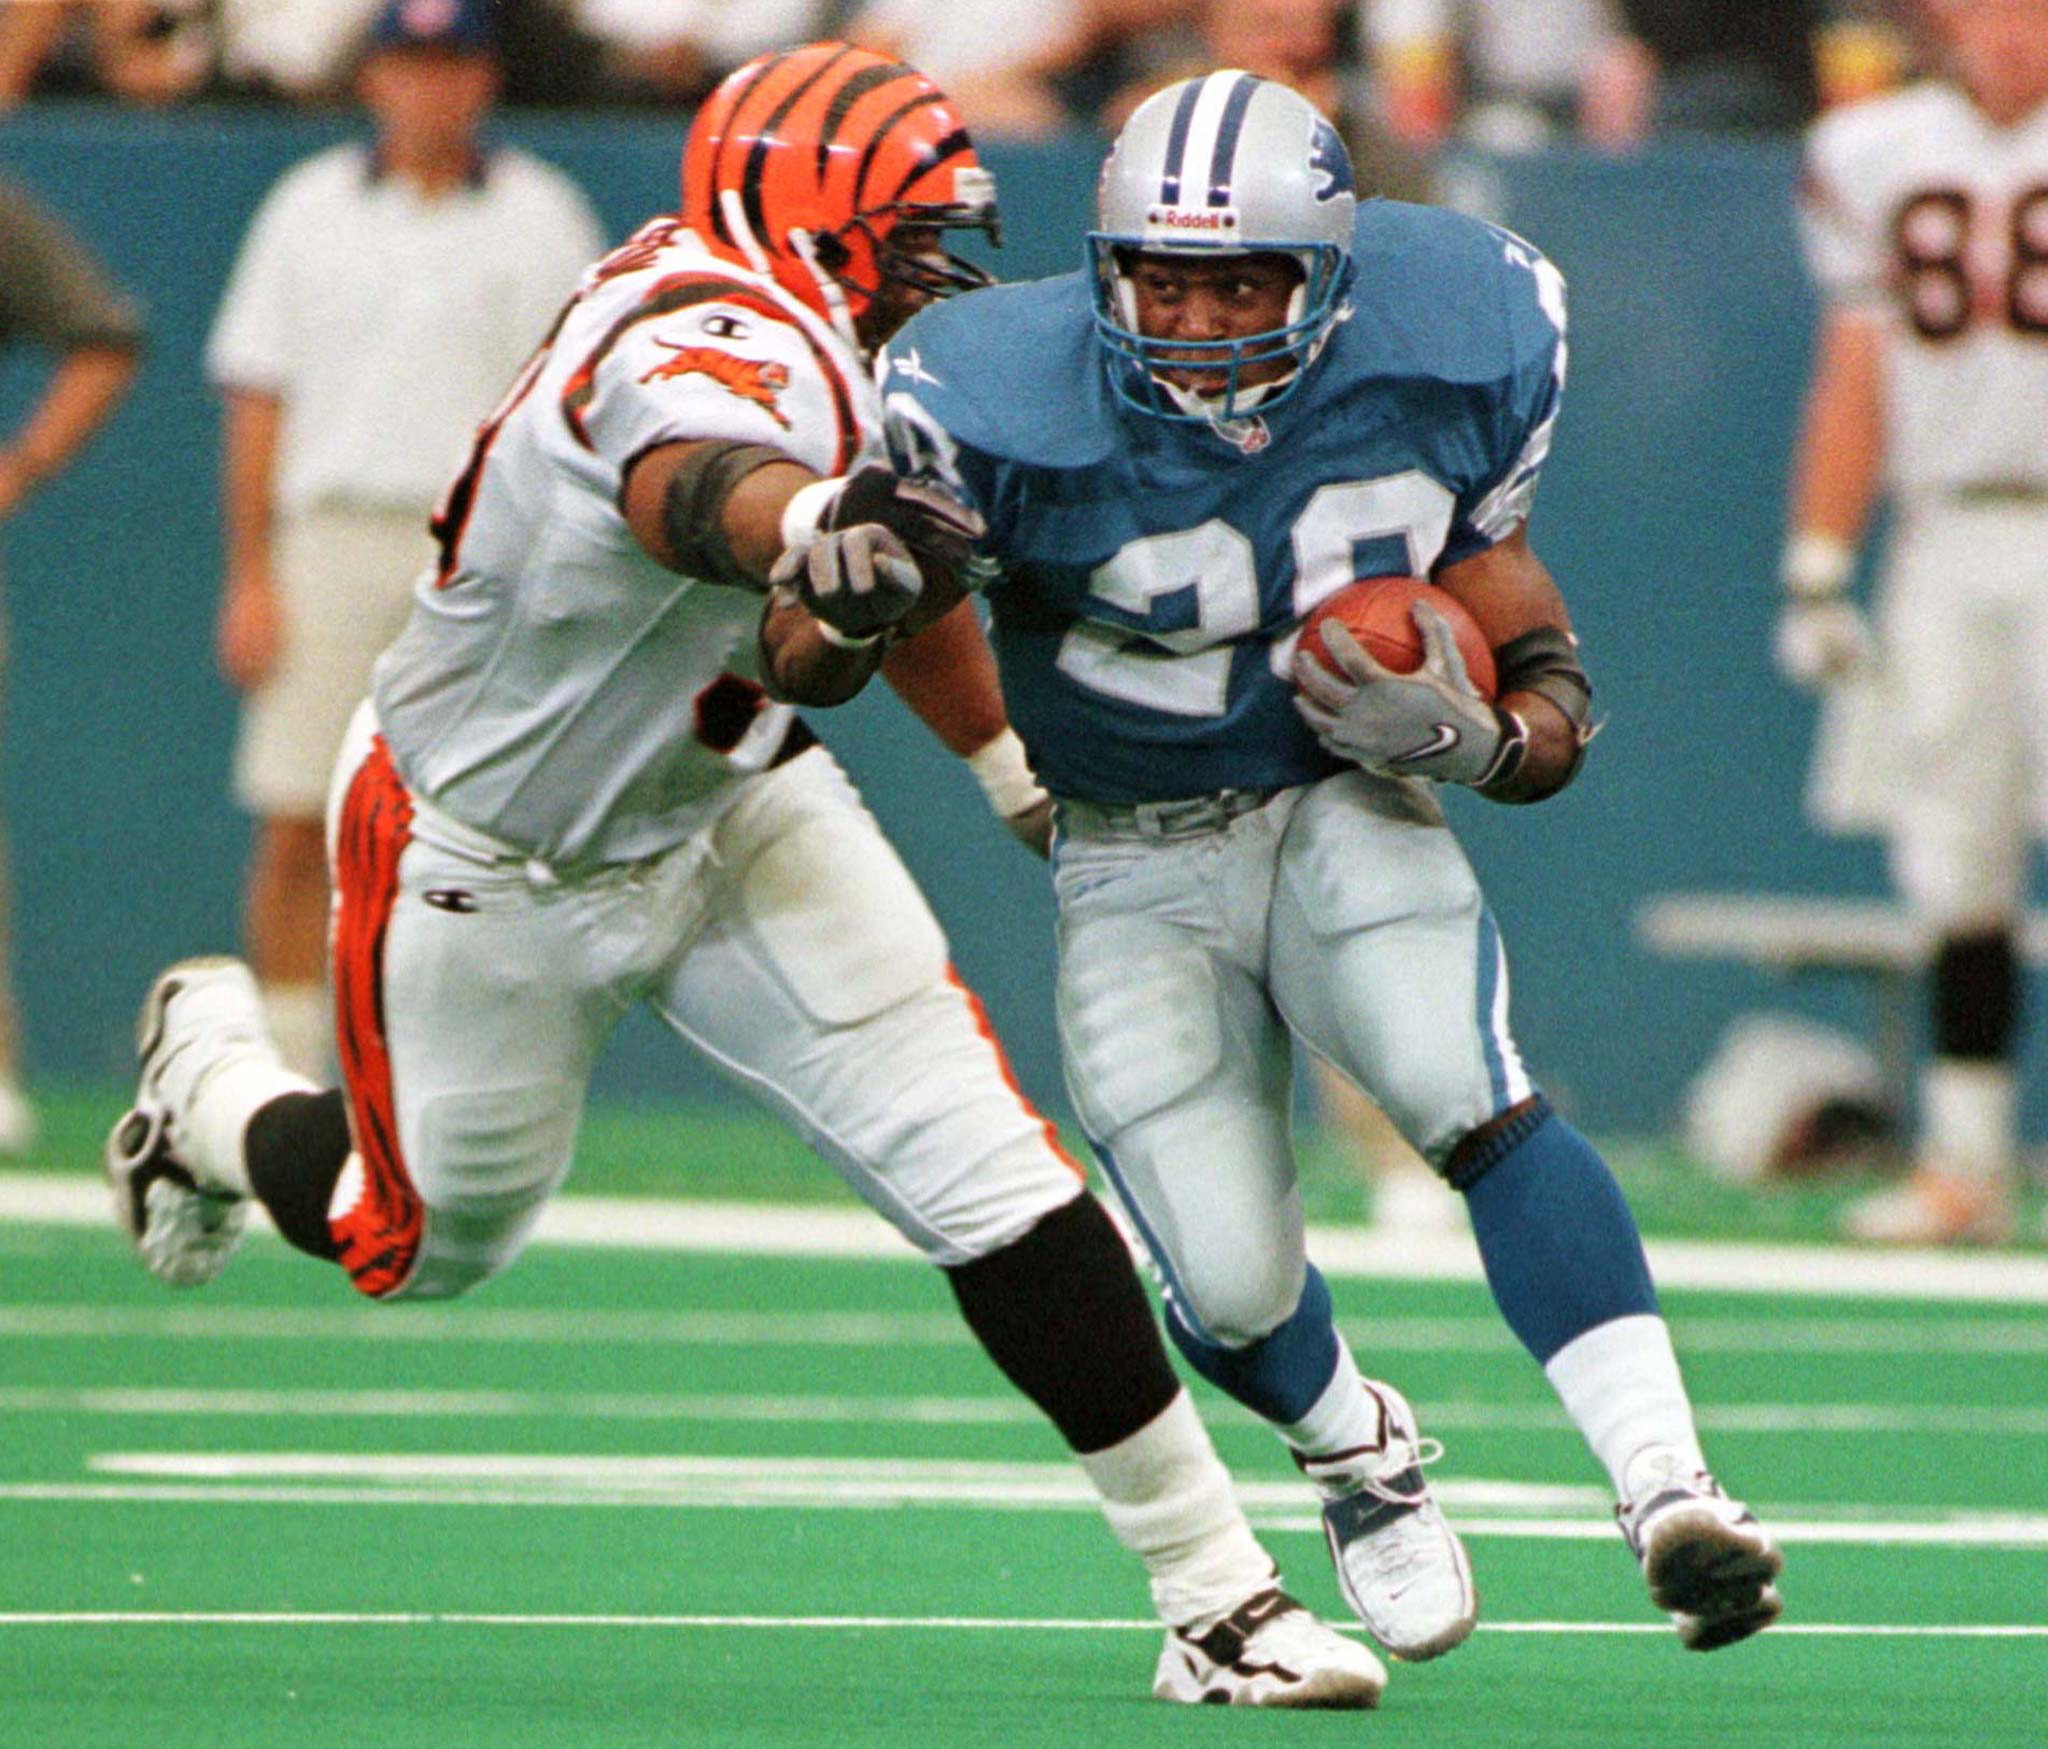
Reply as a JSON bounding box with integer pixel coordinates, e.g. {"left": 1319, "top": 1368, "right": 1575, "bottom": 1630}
{"left": 1153, "top": 1587, "right": 1385, "bottom": 1709}
{"left": 103, "top": 956, "right": 282, "bottom": 1285}
{"left": 1841, "top": 1167, "right": 2014, "bottom": 1247}
{"left": 1617, "top": 1447, "right": 1783, "bottom": 1651}
{"left": 105, "top": 1103, "right": 247, "bottom": 1286}
{"left": 1301, "top": 1381, "right": 1477, "bottom": 1661}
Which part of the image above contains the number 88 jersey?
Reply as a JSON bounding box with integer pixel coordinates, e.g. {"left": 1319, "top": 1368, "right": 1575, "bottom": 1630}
{"left": 1799, "top": 82, "right": 2048, "bottom": 497}
{"left": 880, "top": 202, "right": 1565, "bottom": 804}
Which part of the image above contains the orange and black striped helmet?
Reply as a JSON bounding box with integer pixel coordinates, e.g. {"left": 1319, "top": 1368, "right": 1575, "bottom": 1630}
{"left": 680, "top": 42, "right": 1000, "bottom": 343}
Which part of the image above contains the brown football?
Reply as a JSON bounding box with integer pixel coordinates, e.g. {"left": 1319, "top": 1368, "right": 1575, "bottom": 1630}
{"left": 1298, "top": 576, "right": 1498, "bottom": 701}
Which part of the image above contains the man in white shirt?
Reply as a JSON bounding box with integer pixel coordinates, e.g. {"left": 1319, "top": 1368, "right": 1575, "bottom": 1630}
{"left": 1777, "top": 0, "right": 2048, "bottom": 1243}
{"left": 206, "top": 0, "right": 603, "bottom": 1077}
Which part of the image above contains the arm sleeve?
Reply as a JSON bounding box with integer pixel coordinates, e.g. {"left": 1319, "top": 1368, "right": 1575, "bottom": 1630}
{"left": 0, "top": 177, "right": 145, "bottom": 352}
{"left": 205, "top": 173, "right": 306, "bottom": 392}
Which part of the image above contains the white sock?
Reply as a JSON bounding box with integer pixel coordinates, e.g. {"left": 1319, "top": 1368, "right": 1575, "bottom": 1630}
{"left": 1277, "top": 1334, "right": 1388, "bottom": 1469}
{"left": 186, "top": 1055, "right": 316, "bottom": 1196}
{"left": 1543, "top": 1314, "right": 1706, "bottom": 1499}
{"left": 261, "top": 982, "right": 330, "bottom": 1082}
{"left": 1920, "top": 1059, "right": 2015, "bottom": 1183}
{"left": 1078, "top": 1390, "right": 1277, "bottom": 1629}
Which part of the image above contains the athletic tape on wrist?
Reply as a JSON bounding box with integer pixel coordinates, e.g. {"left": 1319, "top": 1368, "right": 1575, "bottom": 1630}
{"left": 965, "top": 727, "right": 1045, "bottom": 819}
{"left": 1781, "top": 531, "right": 1855, "bottom": 601}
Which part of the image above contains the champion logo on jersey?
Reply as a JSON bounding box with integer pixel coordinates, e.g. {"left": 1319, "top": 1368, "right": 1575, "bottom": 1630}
{"left": 640, "top": 341, "right": 793, "bottom": 428}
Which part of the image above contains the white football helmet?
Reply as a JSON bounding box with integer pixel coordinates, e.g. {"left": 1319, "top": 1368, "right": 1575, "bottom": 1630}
{"left": 1090, "top": 71, "right": 1358, "bottom": 422}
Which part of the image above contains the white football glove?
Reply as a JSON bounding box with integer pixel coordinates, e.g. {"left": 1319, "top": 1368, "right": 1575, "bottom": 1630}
{"left": 1292, "top": 606, "right": 1512, "bottom": 788}
{"left": 768, "top": 523, "right": 923, "bottom": 647}
{"left": 1774, "top": 595, "right": 1873, "bottom": 691}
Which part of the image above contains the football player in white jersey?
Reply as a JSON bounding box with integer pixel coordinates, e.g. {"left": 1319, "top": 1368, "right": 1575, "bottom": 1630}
{"left": 102, "top": 45, "right": 1389, "bottom": 1708}
{"left": 1778, "top": 0, "right": 2048, "bottom": 1244}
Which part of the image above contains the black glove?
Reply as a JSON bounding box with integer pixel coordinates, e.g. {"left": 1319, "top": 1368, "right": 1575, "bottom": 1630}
{"left": 769, "top": 524, "right": 924, "bottom": 646}
{"left": 822, "top": 464, "right": 985, "bottom": 592}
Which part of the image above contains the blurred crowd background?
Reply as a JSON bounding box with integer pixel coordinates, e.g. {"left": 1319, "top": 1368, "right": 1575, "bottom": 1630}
{"left": 0, "top": 1, "right": 1923, "bottom": 145}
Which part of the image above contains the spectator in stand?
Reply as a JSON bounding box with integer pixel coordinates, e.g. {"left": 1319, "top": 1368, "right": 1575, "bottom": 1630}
{"left": 563, "top": 0, "right": 826, "bottom": 105}
{"left": 1104, "top": 0, "right": 1434, "bottom": 199}
{"left": 214, "top": 0, "right": 384, "bottom": 99}
{"left": 0, "top": 0, "right": 211, "bottom": 106}
{"left": 205, "top": 0, "right": 602, "bottom": 1077}
{"left": 0, "top": 172, "right": 143, "bottom": 1149}
{"left": 1579, "top": 2, "right": 1909, "bottom": 147}
{"left": 1364, "top": 0, "right": 1628, "bottom": 153}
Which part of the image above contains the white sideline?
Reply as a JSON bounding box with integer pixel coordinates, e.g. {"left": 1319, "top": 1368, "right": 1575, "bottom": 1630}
{"left": 0, "top": 1610, "right": 2042, "bottom": 1639}
{"left": 9, "top": 1169, "right": 2048, "bottom": 1303}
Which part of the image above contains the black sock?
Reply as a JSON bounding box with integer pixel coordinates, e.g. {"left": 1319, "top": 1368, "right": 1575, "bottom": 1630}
{"left": 944, "top": 1192, "right": 1181, "bottom": 1455}
{"left": 244, "top": 1089, "right": 352, "bottom": 1262}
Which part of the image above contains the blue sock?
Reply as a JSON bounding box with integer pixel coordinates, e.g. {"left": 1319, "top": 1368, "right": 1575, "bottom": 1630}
{"left": 1457, "top": 1098, "right": 1658, "bottom": 1365}
{"left": 1164, "top": 1264, "right": 1342, "bottom": 1425}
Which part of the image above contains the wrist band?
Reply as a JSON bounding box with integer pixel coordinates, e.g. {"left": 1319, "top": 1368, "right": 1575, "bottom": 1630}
{"left": 966, "top": 727, "right": 1045, "bottom": 819}
{"left": 814, "top": 618, "right": 882, "bottom": 652}
{"left": 1781, "top": 531, "right": 1854, "bottom": 600}
{"left": 778, "top": 477, "right": 846, "bottom": 553}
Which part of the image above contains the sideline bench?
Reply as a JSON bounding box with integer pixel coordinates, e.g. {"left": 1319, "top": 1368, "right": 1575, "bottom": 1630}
{"left": 1634, "top": 893, "right": 2048, "bottom": 1089}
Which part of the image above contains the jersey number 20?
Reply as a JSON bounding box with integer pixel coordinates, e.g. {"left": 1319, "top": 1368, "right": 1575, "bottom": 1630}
{"left": 1056, "top": 471, "right": 1456, "bottom": 716}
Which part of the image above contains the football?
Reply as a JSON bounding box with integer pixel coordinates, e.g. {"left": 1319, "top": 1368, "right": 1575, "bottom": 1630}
{"left": 1297, "top": 576, "right": 1498, "bottom": 700}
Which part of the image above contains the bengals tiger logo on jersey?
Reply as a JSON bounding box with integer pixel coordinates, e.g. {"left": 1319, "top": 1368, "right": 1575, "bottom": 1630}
{"left": 640, "top": 340, "right": 793, "bottom": 428}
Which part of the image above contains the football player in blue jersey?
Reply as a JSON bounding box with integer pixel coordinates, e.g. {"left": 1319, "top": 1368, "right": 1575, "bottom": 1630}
{"left": 854, "top": 71, "right": 1784, "bottom": 1656}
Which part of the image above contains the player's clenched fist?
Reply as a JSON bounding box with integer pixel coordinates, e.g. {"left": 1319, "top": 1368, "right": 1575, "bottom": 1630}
{"left": 780, "top": 463, "right": 985, "bottom": 590}
{"left": 768, "top": 522, "right": 925, "bottom": 646}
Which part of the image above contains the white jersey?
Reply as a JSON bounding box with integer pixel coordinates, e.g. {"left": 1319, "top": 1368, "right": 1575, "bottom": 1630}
{"left": 372, "top": 219, "right": 881, "bottom": 867}
{"left": 1799, "top": 82, "right": 2048, "bottom": 499}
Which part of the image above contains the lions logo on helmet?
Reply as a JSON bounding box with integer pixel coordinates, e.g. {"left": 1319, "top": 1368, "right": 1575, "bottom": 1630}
{"left": 1089, "top": 72, "right": 1358, "bottom": 423}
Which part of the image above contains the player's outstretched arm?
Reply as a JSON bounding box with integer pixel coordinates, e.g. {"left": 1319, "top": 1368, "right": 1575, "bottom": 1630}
{"left": 623, "top": 443, "right": 980, "bottom": 706}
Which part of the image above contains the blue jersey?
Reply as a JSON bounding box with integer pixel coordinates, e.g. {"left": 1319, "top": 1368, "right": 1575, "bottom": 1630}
{"left": 880, "top": 201, "right": 1567, "bottom": 804}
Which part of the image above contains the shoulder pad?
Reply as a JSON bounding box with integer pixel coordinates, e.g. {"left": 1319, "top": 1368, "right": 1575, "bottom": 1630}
{"left": 881, "top": 275, "right": 1115, "bottom": 470}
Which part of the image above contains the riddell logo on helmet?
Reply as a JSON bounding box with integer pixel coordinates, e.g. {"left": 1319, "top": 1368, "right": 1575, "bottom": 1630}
{"left": 640, "top": 341, "right": 792, "bottom": 428}
{"left": 1147, "top": 208, "right": 1241, "bottom": 233}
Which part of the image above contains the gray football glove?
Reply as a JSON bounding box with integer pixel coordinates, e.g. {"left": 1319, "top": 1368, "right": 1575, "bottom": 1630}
{"left": 769, "top": 523, "right": 923, "bottom": 646}
{"left": 1293, "top": 605, "right": 1510, "bottom": 787}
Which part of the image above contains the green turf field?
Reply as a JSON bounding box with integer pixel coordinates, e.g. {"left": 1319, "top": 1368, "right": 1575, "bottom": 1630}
{"left": 3, "top": 1093, "right": 2045, "bottom": 1745}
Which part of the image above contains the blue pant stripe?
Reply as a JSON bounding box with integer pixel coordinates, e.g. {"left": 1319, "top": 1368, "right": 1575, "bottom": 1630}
{"left": 1475, "top": 906, "right": 1511, "bottom": 1111}
{"left": 1087, "top": 1133, "right": 1217, "bottom": 1347}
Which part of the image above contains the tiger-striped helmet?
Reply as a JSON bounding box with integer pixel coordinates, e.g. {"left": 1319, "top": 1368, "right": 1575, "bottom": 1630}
{"left": 680, "top": 42, "right": 1000, "bottom": 349}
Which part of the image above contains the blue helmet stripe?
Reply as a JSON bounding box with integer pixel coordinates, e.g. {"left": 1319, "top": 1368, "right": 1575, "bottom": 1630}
{"left": 1205, "top": 73, "right": 1259, "bottom": 207}
{"left": 1157, "top": 76, "right": 1205, "bottom": 205}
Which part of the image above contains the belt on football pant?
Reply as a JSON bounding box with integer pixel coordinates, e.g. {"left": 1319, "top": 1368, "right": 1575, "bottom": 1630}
{"left": 1057, "top": 786, "right": 1281, "bottom": 839}
{"left": 1945, "top": 480, "right": 2048, "bottom": 506}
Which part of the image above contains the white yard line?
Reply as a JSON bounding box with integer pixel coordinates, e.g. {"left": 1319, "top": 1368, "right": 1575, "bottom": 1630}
{"left": 6, "top": 1169, "right": 2048, "bottom": 1302}
{"left": 4, "top": 1453, "right": 2039, "bottom": 1548}
{"left": 5, "top": 1300, "right": 2048, "bottom": 1354}
{"left": 0, "top": 1610, "right": 2041, "bottom": 1638}
{"left": 3, "top": 1385, "right": 2045, "bottom": 1438}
